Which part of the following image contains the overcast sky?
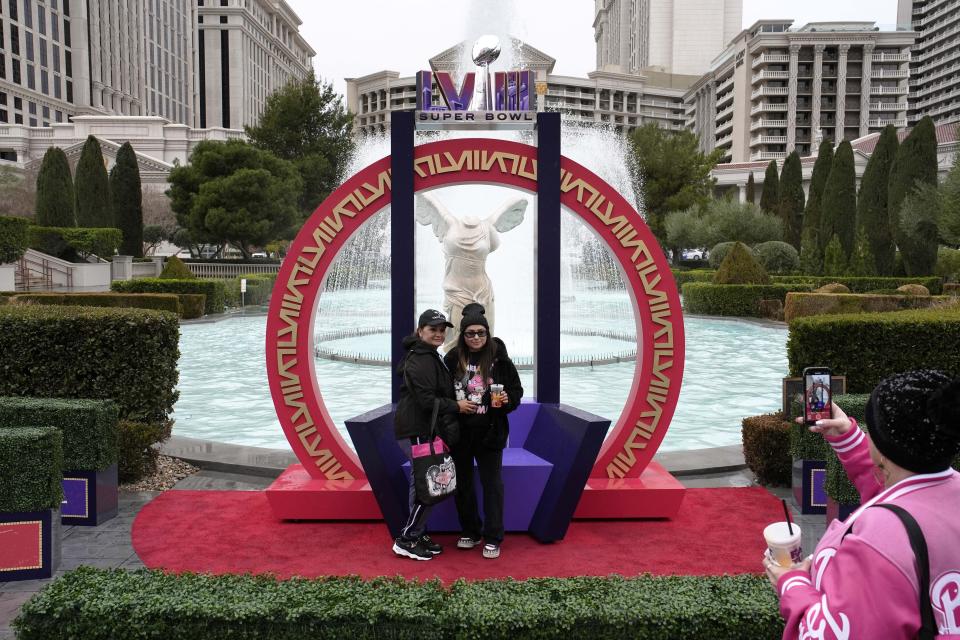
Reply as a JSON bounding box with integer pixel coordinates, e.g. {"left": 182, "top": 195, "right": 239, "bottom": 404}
{"left": 285, "top": 0, "right": 898, "bottom": 97}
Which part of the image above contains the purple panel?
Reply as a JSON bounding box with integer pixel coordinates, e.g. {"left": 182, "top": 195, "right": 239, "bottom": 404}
{"left": 506, "top": 401, "right": 540, "bottom": 448}
{"left": 811, "top": 467, "right": 827, "bottom": 507}
{"left": 61, "top": 478, "right": 88, "bottom": 518}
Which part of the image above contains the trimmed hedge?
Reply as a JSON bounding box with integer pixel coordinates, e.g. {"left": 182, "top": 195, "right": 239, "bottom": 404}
{"left": 682, "top": 282, "right": 814, "bottom": 317}
{"left": 118, "top": 419, "right": 173, "bottom": 481}
{"left": 14, "top": 568, "right": 785, "bottom": 640}
{"left": 0, "top": 305, "right": 180, "bottom": 422}
{"left": 671, "top": 269, "right": 716, "bottom": 286}
{"left": 787, "top": 307, "right": 960, "bottom": 393}
{"left": 0, "top": 397, "right": 118, "bottom": 471}
{"left": 224, "top": 273, "right": 276, "bottom": 307}
{"left": 783, "top": 292, "right": 954, "bottom": 323}
{"left": 179, "top": 293, "right": 206, "bottom": 319}
{"left": 28, "top": 226, "right": 122, "bottom": 261}
{"left": 742, "top": 412, "right": 792, "bottom": 486}
{"left": 772, "top": 275, "right": 943, "bottom": 295}
{"left": 11, "top": 292, "right": 181, "bottom": 316}
{"left": 113, "top": 278, "right": 226, "bottom": 315}
{"left": 0, "top": 215, "right": 30, "bottom": 263}
{"left": 0, "top": 427, "right": 63, "bottom": 511}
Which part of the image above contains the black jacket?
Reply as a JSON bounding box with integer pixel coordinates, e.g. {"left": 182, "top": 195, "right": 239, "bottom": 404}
{"left": 394, "top": 335, "right": 460, "bottom": 442}
{"left": 443, "top": 337, "right": 524, "bottom": 450}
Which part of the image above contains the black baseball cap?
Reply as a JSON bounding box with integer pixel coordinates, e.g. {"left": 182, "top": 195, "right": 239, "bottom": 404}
{"left": 418, "top": 309, "right": 453, "bottom": 329}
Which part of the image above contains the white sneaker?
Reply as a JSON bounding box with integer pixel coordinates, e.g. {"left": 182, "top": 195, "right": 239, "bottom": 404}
{"left": 482, "top": 543, "right": 500, "bottom": 559}
{"left": 457, "top": 536, "right": 481, "bottom": 549}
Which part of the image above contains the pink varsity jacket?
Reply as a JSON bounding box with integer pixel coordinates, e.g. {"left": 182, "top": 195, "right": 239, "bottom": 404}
{"left": 777, "top": 421, "right": 960, "bottom": 639}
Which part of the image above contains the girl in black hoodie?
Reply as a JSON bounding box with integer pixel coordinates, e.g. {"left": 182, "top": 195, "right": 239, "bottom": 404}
{"left": 392, "top": 308, "right": 476, "bottom": 561}
{"left": 443, "top": 303, "right": 523, "bottom": 559}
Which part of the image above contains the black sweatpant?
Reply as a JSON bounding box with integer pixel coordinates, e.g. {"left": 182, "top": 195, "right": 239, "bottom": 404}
{"left": 452, "top": 433, "right": 504, "bottom": 545}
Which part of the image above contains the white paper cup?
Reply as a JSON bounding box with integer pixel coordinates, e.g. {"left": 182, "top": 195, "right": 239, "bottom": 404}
{"left": 764, "top": 522, "right": 803, "bottom": 567}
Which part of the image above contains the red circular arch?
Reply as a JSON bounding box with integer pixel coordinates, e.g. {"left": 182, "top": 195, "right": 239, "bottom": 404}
{"left": 265, "top": 138, "right": 684, "bottom": 482}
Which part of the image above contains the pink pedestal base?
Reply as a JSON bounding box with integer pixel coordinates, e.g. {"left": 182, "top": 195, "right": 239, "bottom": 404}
{"left": 266, "top": 465, "right": 381, "bottom": 520}
{"left": 573, "top": 462, "right": 686, "bottom": 519}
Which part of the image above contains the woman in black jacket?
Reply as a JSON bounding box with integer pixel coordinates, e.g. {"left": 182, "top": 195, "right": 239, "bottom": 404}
{"left": 443, "top": 302, "right": 523, "bottom": 559}
{"left": 393, "top": 308, "right": 476, "bottom": 561}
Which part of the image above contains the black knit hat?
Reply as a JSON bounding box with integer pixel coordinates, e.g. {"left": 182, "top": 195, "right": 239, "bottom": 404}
{"left": 459, "top": 302, "right": 489, "bottom": 332}
{"left": 866, "top": 370, "right": 960, "bottom": 474}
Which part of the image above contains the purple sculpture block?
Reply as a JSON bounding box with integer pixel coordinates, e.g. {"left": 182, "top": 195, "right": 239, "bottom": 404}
{"left": 61, "top": 464, "right": 118, "bottom": 526}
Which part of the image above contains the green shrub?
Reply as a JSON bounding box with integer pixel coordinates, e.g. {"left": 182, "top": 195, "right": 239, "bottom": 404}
{"left": 113, "top": 278, "right": 226, "bottom": 315}
{"left": 771, "top": 275, "right": 943, "bottom": 294}
{"left": 0, "top": 215, "right": 30, "bottom": 263}
{"left": 14, "top": 568, "right": 785, "bottom": 640}
{"left": 11, "top": 293, "right": 181, "bottom": 316}
{"left": 0, "top": 305, "right": 180, "bottom": 422}
{"left": 754, "top": 241, "right": 800, "bottom": 274}
{"left": 179, "top": 294, "right": 206, "bottom": 319}
{"left": 790, "top": 420, "right": 831, "bottom": 461}
{"left": 671, "top": 269, "right": 716, "bottom": 286}
{"left": 708, "top": 241, "right": 736, "bottom": 269}
{"left": 159, "top": 255, "right": 195, "bottom": 279}
{"left": 224, "top": 273, "right": 276, "bottom": 307}
{"left": 118, "top": 420, "right": 172, "bottom": 482}
{"left": 742, "top": 412, "right": 791, "bottom": 486}
{"left": 936, "top": 247, "right": 960, "bottom": 282}
{"left": 0, "top": 397, "right": 118, "bottom": 471}
{"left": 787, "top": 307, "right": 960, "bottom": 392}
{"left": 715, "top": 242, "right": 770, "bottom": 285}
{"left": 946, "top": 283, "right": 960, "bottom": 296}
{"left": 0, "top": 427, "right": 63, "bottom": 511}
{"left": 896, "top": 283, "right": 930, "bottom": 296}
{"left": 28, "top": 226, "right": 122, "bottom": 261}
{"left": 683, "top": 282, "right": 813, "bottom": 316}
{"left": 783, "top": 292, "right": 953, "bottom": 323}
{"left": 815, "top": 283, "right": 850, "bottom": 293}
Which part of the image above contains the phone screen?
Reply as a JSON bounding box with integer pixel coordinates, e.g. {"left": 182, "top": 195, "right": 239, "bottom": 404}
{"left": 805, "top": 373, "right": 832, "bottom": 423}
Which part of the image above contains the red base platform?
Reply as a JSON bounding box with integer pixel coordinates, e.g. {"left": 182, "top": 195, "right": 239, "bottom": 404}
{"left": 267, "top": 462, "right": 685, "bottom": 521}
{"left": 265, "top": 465, "right": 381, "bottom": 520}
{"left": 574, "top": 461, "right": 686, "bottom": 519}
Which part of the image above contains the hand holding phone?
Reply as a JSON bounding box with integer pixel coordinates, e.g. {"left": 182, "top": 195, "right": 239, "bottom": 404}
{"left": 803, "top": 367, "right": 833, "bottom": 425}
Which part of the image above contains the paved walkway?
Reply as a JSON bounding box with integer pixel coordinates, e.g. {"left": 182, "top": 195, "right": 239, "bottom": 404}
{"left": 0, "top": 450, "right": 826, "bottom": 639}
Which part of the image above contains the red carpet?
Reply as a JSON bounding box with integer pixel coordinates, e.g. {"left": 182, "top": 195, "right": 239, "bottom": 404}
{"left": 132, "top": 488, "right": 781, "bottom": 582}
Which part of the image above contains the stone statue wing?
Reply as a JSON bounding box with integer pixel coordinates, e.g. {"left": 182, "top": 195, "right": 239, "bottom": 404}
{"left": 490, "top": 197, "right": 528, "bottom": 232}
{"left": 415, "top": 192, "right": 452, "bottom": 240}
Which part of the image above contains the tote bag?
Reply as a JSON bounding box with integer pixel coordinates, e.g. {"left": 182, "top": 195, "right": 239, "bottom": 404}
{"left": 411, "top": 399, "right": 457, "bottom": 505}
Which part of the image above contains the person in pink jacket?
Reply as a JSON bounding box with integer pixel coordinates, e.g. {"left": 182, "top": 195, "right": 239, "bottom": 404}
{"left": 763, "top": 370, "right": 960, "bottom": 640}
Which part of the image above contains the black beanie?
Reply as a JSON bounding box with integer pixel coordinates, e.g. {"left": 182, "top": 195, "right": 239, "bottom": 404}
{"left": 866, "top": 370, "right": 960, "bottom": 474}
{"left": 459, "top": 302, "right": 489, "bottom": 332}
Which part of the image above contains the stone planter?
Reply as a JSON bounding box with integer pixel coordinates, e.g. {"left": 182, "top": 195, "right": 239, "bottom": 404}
{"left": 0, "top": 509, "right": 61, "bottom": 581}
{"left": 826, "top": 496, "right": 859, "bottom": 525}
{"left": 61, "top": 464, "right": 118, "bottom": 526}
{"left": 792, "top": 458, "right": 827, "bottom": 515}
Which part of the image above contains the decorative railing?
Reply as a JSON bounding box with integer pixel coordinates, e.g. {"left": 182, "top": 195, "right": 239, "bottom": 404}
{"left": 185, "top": 262, "right": 281, "bottom": 279}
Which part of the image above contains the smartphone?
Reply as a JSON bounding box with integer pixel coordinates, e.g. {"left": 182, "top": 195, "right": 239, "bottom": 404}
{"left": 803, "top": 367, "right": 833, "bottom": 425}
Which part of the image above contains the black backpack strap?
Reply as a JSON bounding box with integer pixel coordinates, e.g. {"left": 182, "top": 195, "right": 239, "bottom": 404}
{"left": 843, "top": 504, "right": 936, "bottom": 640}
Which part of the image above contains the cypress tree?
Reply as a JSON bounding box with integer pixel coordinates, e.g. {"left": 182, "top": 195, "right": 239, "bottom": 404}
{"left": 745, "top": 173, "right": 756, "bottom": 204}
{"left": 110, "top": 142, "right": 144, "bottom": 257}
{"left": 35, "top": 147, "right": 76, "bottom": 227}
{"left": 820, "top": 140, "right": 857, "bottom": 264}
{"left": 889, "top": 116, "right": 938, "bottom": 275}
{"left": 759, "top": 160, "right": 779, "bottom": 214}
{"left": 74, "top": 135, "right": 113, "bottom": 228}
{"left": 857, "top": 125, "right": 899, "bottom": 275}
{"left": 777, "top": 151, "right": 805, "bottom": 251}
{"left": 823, "top": 234, "right": 847, "bottom": 276}
{"left": 800, "top": 140, "right": 833, "bottom": 274}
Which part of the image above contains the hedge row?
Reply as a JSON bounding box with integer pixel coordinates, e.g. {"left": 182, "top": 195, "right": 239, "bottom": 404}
{"left": 0, "top": 397, "right": 118, "bottom": 471}
{"left": 742, "top": 412, "right": 791, "bottom": 486}
{"left": 14, "top": 568, "right": 785, "bottom": 640}
{"left": 772, "top": 275, "right": 943, "bottom": 295}
{"left": 787, "top": 307, "right": 960, "bottom": 393}
{"left": 113, "top": 278, "right": 225, "bottom": 315}
{"left": 671, "top": 269, "right": 717, "bottom": 286}
{"left": 10, "top": 292, "right": 181, "bottom": 315}
{"left": 682, "top": 282, "right": 814, "bottom": 317}
{"left": 0, "top": 427, "right": 62, "bottom": 511}
{"left": 0, "top": 215, "right": 30, "bottom": 263}
{"left": 0, "top": 305, "right": 180, "bottom": 423}
{"left": 28, "top": 226, "right": 122, "bottom": 261}
{"left": 224, "top": 273, "right": 276, "bottom": 307}
{"left": 789, "top": 394, "right": 870, "bottom": 462}
{"left": 783, "top": 292, "right": 953, "bottom": 323}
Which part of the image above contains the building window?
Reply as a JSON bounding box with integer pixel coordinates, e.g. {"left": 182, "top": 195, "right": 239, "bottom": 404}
{"left": 63, "top": 18, "right": 69, "bottom": 46}
{"left": 0, "top": 110, "right": 7, "bottom": 122}
{"left": 41, "top": 71, "right": 47, "bottom": 93}
{"left": 62, "top": 0, "right": 69, "bottom": 16}
{"left": 26, "top": 62, "right": 33, "bottom": 88}
{"left": 27, "top": 101, "right": 35, "bottom": 114}
{"left": 8, "top": 0, "right": 17, "bottom": 22}
{"left": 51, "top": 18, "right": 58, "bottom": 41}
{"left": 25, "top": 32, "right": 33, "bottom": 61}
{"left": 39, "top": 38, "right": 47, "bottom": 66}
{"left": 0, "top": 53, "right": 5, "bottom": 79}
{"left": 54, "top": 74, "right": 60, "bottom": 98}
{"left": 55, "top": 109, "right": 62, "bottom": 122}
{"left": 11, "top": 58, "right": 20, "bottom": 84}
{"left": 53, "top": 44, "right": 59, "bottom": 71}
{"left": 11, "top": 25, "right": 19, "bottom": 54}
{"left": 22, "top": 0, "right": 30, "bottom": 27}
{"left": 13, "top": 96, "right": 21, "bottom": 109}
{"left": 14, "top": 113, "right": 21, "bottom": 124}
{"left": 64, "top": 50, "right": 70, "bottom": 76}
{"left": 37, "top": 6, "right": 45, "bottom": 34}
{"left": 66, "top": 79, "right": 72, "bottom": 102}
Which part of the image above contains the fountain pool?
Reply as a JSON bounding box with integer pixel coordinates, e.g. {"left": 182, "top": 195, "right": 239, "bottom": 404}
{"left": 172, "top": 294, "right": 787, "bottom": 453}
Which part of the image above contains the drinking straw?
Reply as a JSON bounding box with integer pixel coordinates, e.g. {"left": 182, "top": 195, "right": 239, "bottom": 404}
{"left": 782, "top": 499, "right": 794, "bottom": 535}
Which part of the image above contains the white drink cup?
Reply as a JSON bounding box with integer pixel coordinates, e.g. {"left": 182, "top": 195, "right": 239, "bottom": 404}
{"left": 764, "top": 522, "right": 803, "bottom": 567}
{"left": 490, "top": 384, "right": 504, "bottom": 408}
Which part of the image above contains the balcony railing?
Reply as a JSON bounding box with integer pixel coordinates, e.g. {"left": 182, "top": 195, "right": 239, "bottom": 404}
{"left": 752, "top": 54, "right": 790, "bottom": 68}
{"left": 751, "top": 135, "right": 788, "bottom": 145}
{"left": 750, "top": 119, "right": 788, "bottom": 131}
{"left": 750, "top": 151, "right": 788, "bottom": 161}
{"left": 752, "top": 70, "right": 790, "bottom": 83}
{"left": 751, "top": 86, "right": 789, "bottom": 99}
{"left": 868, "top": 118, "right": 908, "bottom": 127}
{"left": 872, "top": 53, "right": 910, "bottom": 62}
